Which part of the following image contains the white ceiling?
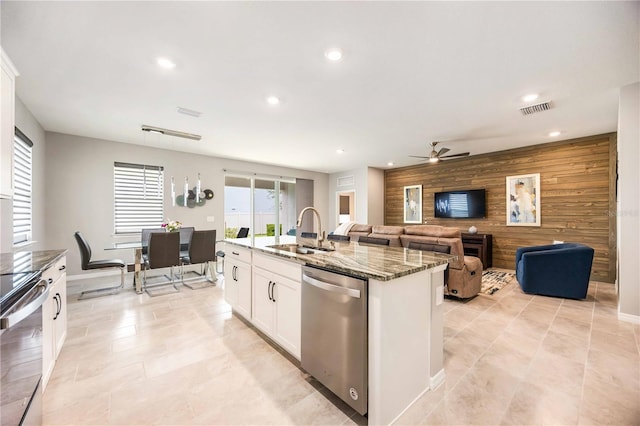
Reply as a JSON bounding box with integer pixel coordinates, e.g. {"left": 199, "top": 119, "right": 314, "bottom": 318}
{"left": 1, "top": 1, "right": 638, "bottom": 173}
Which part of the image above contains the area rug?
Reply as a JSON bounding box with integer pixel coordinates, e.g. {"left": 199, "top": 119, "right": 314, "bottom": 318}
{"left": 481, "top": 269, "right": 516, "bottom": 295}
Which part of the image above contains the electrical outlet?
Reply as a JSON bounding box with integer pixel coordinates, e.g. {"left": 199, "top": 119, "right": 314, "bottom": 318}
{"left": 206, "top": 216, "right": 215, "bottom": 223}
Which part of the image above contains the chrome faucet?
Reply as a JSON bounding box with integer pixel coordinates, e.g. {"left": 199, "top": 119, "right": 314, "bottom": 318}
{"left": 296, "top": 207, "right": 325, "bottom": 248}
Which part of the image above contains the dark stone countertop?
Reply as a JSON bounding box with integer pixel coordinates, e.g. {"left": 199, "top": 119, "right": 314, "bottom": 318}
{"left": 0, "top": 249, "right": 68, "bottom": 275}
{"left": 223, "top": 237, "right": 456, "bottom": 281}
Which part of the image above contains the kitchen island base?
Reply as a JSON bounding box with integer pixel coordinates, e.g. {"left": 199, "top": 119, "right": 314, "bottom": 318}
{"left": 368, "top": 265, "right": 447, "bottom": 425}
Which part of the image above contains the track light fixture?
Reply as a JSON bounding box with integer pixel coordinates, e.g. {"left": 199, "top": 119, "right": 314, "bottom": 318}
{"left": 141, "top": 125, "right": 201, "bottom": 141}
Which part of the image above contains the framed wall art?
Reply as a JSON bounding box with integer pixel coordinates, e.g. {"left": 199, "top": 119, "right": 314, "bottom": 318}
{"left": 403, "top": 185, "right": 422, "bottom": 223}
{"left": 506, "top": 173, "right": 540, "bottom": 226}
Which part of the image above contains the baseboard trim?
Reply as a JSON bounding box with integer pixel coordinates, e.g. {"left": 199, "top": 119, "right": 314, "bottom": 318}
{"left": 68, "top": 270, "right": 124, "bottom": 281}
{"left": 617, "top": 311, "right": 640, "bottom": 324}
{"left": 430, "top": 368, "right": 446, "bottom": 390}
{"left": 67, "top": 264, "right": 206, "bottom": 281}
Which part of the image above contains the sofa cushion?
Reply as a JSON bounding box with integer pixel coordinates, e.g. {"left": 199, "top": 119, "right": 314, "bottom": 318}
{"left": 348, "top": 224, "right": 373, "bottom": 239}
{"left": 349, "top": 224, "right": 372, "bottom": 233}
{"left": 371, "top": 225, "right": 405, "bottom": 235}
{"left": 368, "top": 225, "right": 404, "bottom": 247}
{"left": 404, "top": 225, "right": 460, "bottom": 238}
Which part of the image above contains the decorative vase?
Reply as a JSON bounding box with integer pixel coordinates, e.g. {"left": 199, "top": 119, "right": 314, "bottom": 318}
{"left": 468, "top": 226, "right": 478, "bottom": 234}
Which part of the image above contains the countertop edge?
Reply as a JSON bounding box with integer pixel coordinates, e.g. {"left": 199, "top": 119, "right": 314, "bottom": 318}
{"left": 223, "top": 239, "right": 450, "bottom": 282}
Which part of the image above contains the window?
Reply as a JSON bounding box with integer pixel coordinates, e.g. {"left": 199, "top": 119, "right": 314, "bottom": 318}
{"left": 13, "top": 129, "right": 33, "bottom": 245}
{"left": 114, "top": 162, "right": 164, "bottom": 234}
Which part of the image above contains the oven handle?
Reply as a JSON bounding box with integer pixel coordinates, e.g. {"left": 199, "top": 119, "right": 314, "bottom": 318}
{"left": 302, "top": 274, "right": 361, "bottom": 298}
{"left": 0, "top": 279, "right": 50, "bottom": 330}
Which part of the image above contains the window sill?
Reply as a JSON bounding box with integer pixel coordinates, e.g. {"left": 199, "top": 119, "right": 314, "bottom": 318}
{"left": 13, "top": 240, "right": 37, "bottom": 249}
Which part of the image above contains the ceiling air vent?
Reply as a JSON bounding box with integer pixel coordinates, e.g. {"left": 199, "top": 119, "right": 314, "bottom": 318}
{"left": 519, "top": 101, "right": 553, "bottom": 116}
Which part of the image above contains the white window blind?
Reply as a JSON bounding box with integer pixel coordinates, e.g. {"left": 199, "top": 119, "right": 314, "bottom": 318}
{"left": 13, "top": 129, "right": 33, "bottom": 245}
{"left": 114, "top": 162, "right": 164, "bottom": 234}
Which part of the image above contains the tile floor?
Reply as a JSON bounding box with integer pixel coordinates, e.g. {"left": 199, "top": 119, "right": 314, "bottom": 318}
{"left": 45, "top": 272, "right": 639, "bottom": 425}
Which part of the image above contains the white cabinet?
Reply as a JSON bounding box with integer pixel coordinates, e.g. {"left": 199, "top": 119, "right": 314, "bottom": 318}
{"left": 252, "top": 269, "right": 275, "bottom": 334}
{"left": 42, "top": 256, "right": 67, "bottom": 391}
{"left": 224, "top": 245, "right": 252, "bottom": 320}
{"left": 1, "top": 50, "right": 19, "bottom": 199}
{"left": 251, "top": 253, "right": 301, "bottom": 359}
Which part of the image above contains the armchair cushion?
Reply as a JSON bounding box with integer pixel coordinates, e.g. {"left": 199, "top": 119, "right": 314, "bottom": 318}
{"left": 515, "top": 243, "right": 594, "bottom": 299}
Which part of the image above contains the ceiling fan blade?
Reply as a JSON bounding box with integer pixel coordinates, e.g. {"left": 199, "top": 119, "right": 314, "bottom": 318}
{"left": 440, "top": 152, "right": 470, "bottom": 159}
{"left": 437, "top": 147, "right": 450, "bottom": 157}
{"left": 409, "top": 155, "right": 430, "bottom": 159}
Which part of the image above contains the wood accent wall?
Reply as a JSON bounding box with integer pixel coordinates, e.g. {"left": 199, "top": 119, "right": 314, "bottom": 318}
{"left": 385, "top": 133, "right": 617, "bottom": 283}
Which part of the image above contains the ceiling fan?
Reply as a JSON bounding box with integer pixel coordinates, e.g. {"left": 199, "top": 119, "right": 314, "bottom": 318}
{"left": 410, "top": 141, "right": 470, "bottom": 163}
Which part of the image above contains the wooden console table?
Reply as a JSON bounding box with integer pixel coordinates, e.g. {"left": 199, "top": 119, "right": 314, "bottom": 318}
{"left": 461, "top": 233, "right": 492, "bottom": 269}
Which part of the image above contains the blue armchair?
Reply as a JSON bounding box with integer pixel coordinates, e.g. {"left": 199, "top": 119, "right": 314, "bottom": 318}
{"left": 515, "top": 243, "right": 594, "bottom": 299}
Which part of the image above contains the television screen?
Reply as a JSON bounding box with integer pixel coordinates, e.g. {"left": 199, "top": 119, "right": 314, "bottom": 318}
{"left": 434, "top": 189, "right": 486, "bottom": 219}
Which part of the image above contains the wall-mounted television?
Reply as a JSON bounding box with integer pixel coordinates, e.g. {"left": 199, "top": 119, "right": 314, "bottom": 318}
{"left": 434, "top": 189, "right": 486, "bottom": 219}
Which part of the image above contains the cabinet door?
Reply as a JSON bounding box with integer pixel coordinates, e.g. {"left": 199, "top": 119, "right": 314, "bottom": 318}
{"left": 42, "top": 289, "right": 55, "bottom": 391}
{"left": 224, "top": 260, "right": 238, "bottom": 308}
{"left": 273, "top": 275, "right": 301, "bottom": 359}
{"left": 52, "top": 273, "right": 67, "bottom": 359}
{"left": 251, "top": 269, "right": 275, "bottom": 335}
{"left": 235, "top": 262, "right": 252, "bottom": 319}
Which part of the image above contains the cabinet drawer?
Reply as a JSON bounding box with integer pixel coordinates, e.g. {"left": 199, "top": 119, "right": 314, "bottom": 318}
{"left": 42, "top": 256, "right": 67, "bottom": 284}
{"left": 226, "top": 245, "right": 252, "bottom": 264}
{"left": 253, "top": 253, "right": 301, "bottom": 282}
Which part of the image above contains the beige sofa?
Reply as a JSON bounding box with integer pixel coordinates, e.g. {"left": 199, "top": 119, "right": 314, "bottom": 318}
{"left": 346, "top": 224, "right": 483, "bottom": 298}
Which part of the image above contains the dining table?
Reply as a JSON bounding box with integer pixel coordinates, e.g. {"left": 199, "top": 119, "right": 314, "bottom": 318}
{"left": 105, "top": 241, "right": 144, "bottom": 294}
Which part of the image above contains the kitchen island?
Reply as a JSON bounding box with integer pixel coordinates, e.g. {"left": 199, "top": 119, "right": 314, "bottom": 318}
{"left": 223, "top": 236, "right": 455, "bottom": 425}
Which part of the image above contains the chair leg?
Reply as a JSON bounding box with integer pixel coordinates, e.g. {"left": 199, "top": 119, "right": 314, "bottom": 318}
{"left": 79, "top": 267, "right": 125, "bottom": 300}
{"left": 183, "top": 261, "right": 217, "bottom": 289}
{"left": 143, "top": 265, "right": 181, "bottom": 297}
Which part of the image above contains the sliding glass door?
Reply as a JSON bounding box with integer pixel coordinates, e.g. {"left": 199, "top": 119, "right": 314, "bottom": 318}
{"left": 224, "top": 175, "right": 296, "bottom": 243}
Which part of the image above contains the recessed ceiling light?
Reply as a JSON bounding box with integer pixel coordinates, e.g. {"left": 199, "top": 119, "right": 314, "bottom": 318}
{"left": 266, "top": 96, "right": 280, "bottom": 105}
{"left": 157, "top": 57, "right": 176, "bottom": 69}
{"left": 522, "top": 93, "right": 539, "bottom": 103}
{"left": 549, "top": 131, "right": 561, "bottom": 137}
{"left": 336, "top": 149, "right": 345, "bottom": 154}
{"left": 387, "top": 162, "right": 394, "bottom": 166}
{"left": 325, "top": 48, "right": 343, "bottom": 61}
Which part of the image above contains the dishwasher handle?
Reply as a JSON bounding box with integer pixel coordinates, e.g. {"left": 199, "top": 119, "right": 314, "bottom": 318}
{"left": 0, "top": 279, "right": 50, "bottom": 330}
{"left": 302, "top": 274, "right": 361, "bottom": 299}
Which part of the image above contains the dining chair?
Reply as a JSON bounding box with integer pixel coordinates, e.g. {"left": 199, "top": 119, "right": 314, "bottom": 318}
{"left": 74, "top": 232, "right": 126, "bottom": 300}
{"left": 143, "top": 231, "right": 182, "bottom": 296}
{"left": 407, "top": 241, "right": 451, "bottom": 284}
{"left": 357, "top": 236, "right": 390, "bottom": 246}
{"left": 179, "top": 226, "right": 195, "bottom": 259}
{"left": 327, "top": 234, "right": 350, "bottom": 242}
{"left": 141, "top": 227, "right": 165, "bottom": 262}
{"left": 182, "top": 229, "right": 217, "bottom": 288}
{"left": 236, "top": 227, "right": 249, "bottom": 238}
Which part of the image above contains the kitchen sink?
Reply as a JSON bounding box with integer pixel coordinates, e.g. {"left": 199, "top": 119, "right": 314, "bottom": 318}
{"left": 267, "top": 243, "right": 334, "bottom": 255}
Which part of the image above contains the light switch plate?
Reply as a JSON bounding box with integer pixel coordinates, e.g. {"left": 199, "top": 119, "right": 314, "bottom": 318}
{"left": 206, "top": 216, "right": 215, "bottom": 222}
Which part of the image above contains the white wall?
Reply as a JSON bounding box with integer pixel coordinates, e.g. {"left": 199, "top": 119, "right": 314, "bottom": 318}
{"left": 45, "top": 132, "right": 328, "bottom": 275}
{"left": 14, "top": 96, "right": 47, "bottom": 250}
{"left": 617, "top": 81, "right": 640, "bottom": 322}
{"left": 328, "top": 167, "right": 368, "bottom": 231}
{"left": 327, "top": 166, "right": 385, "bottom": 231}
{"left": 367, "top": 167, "right": 385, "bottom": 225}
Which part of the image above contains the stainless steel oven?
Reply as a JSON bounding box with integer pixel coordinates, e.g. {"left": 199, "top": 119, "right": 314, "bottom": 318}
{"left": 1, "top": 271, "right": 49, "bottom": 426}
{"left": 301, "top": 266, "right": 368, "bottom": 415}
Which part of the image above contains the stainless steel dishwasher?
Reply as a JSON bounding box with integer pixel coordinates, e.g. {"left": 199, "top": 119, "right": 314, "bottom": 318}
{"left": 301, "top": 265, "right": 368, "bottom": 415}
